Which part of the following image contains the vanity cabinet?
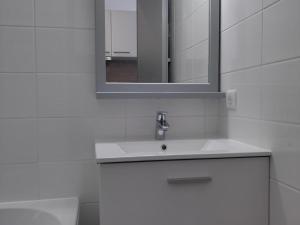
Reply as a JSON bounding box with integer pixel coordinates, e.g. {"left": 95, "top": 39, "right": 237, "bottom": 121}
{"left": 99, "top": 157, "right": 269, "bottom": 225}
{"left": 105, "top": 10, "right": 137, "bottom": 58}
{"left": 105, "top": 10, "right": 112, "bottom": 57}
{"left": 111, "top": 10, "right": 137, "bottom": 57}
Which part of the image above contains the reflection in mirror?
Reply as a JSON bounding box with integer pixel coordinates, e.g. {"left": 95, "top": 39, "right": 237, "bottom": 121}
{"left": 105, "top": 0, "right": 210, "bottom": 84}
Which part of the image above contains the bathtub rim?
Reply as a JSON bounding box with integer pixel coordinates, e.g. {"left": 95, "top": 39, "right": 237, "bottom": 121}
{"left": 0, "top": 197, "right": 79, "bottom": 225}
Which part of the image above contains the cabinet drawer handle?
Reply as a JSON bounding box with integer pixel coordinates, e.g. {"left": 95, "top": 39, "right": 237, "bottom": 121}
{"left": 167, "top": 176, "right": 212, "bottom": 184}
{"left": 113, "top": 51, "right": 131, "bottom": 54}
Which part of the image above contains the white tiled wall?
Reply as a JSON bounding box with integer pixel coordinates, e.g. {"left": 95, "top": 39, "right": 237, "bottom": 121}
{"left": 0, "top": 0, "right": 34, "bottom": 26}
{"left": 0, "top": 27, "right": 35, "bottom": 72}
{"left": 2, "top": 0, "right": 298, "bottom": 224}
{"left": 0, "top": 1, "right": 220, "bottom": 225}
{"left": 221, "top": 0, "right": 300, "bottom": 224}
{"left": 171, "top": 0, "right": 209, "bottom": 83}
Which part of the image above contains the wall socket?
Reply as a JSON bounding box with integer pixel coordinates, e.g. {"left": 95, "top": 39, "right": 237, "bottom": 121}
{"left": 226, "top": 89, "right": 237, "bottom": 110}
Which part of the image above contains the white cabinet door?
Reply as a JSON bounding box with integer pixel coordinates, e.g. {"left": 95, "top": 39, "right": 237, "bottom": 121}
{"left": 99, "top": 158, "right": 269, "bottom": 225}
{"left": 111, "top": 10, "right": 137, "bottom": 57}
{"left": 105, "top": 10, "right": 112, "bottom": 57}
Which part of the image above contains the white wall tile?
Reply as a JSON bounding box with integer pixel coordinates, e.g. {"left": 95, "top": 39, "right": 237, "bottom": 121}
{"left": 125, "top": 99, "right": 160, "bottom": 118}
{"left": 263, "top": 0, "right": 300, "bottom": 63}
{"left": 159, "top": 98, "right": 205, "bottom": 117}
{"left": 192, "top": 41, "right": 209, "bottom": 81}
{"left": 233, "top": 85, "right": 262, "bottom": 119}
{"left": 126, "top": 117, "right": 155, "bottom": 140}
{"left": 0, "top": 74, "right": 36, "bottom": 118}
{"left": 263, "top": 0, "right": 280, "bottom": 8}
{"left": 79, "top": 203, "right": 99, "bottom": 225}
{"left": 221, "top": 0, "right": 262, "bottom": 30}
{"left": 36, "top": 0, "right": 95, "bottom": 28}
{"left": 226, "top": 117, "right": 265, "bottom": 148}
{"left": 218, "top": 116, "right": 229, "bottom": 138}
{"left": 0, "top": 0, "right": 34, "bottom": 26}
{"left": 0, "top": 27, "right": 35, "bottom": 72}
{"left": 261, "top": 59, "right": 300, "bottom": 122}
{"left": 262, "top": 85, "right": 300, "bottom": 123}
{"left": 192, "top": 1, "right": 209, "bottom": 44}
{"left": 172, "top": 0, "right": 209, "bottom": 83}
{"left": 167, "top": 116, "right": 205, "bottom": 139}
{"left": 0, "top": 119, "right": 37, "bottom": 164}
{"left": 38, "top": 73, "right": 127, "bottom": 118}
{"left": 0, "top": 164, "right": 39, "bottom": 202}
{"left": 37, "top": 74, "right": 91, "bottom": 117}
{"left": 182, "top": 48, "right": 193, "bottom": 81}
{"left": 221, "top": 13, "right": 262, "bottom": 73}
{"left": 220, "top": 75, "right": 230, "bottom": 93}
{"left": 270, "top": 180, "right": 300, "bottom": 225}
{"left": 261, "top": 121, "right": 300, "bottom": 189}
{"left": 218, "top": 98, "right": 228, "bottom": 117}
{"left": 36, "top": 28, "right": 94, "bottom": 73}
{"left": 220, "top": 1, "right": 300, "bottom": 224}
{"left": 205, "top": 116, "right": 221, "bottom": 138}
{"left": 222, "top": 66, "right": 261, "bottom": 86}
{"left": 182, "top": 17, "right": 193, "bottom": 50}
{"left": 87, "top": 99, "right": 126, "bottom": 118}
{"left": 261, "top": 58, "right": 300, "bottom": 86}
{"left": 180, "top": 0, "right": 193, "bottom": 19}
{"left": 204, "top": 98, "right": 220, "bottom": 116}
{"left": 89, "top": 117, "right": 126, "bottom": 141}
{"left": 222, "top": 68, "right": 262, "bottom": 119}
{"left": 39, "top": 161, "right": 98, "bottom": 203}
{"left": 38, "top": 118, "right": 94, "bottom": 162}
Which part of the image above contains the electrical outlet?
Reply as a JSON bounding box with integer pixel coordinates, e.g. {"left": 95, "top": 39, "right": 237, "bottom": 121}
{"left": 226, "top": 89, "right": 237, "bottom": 110}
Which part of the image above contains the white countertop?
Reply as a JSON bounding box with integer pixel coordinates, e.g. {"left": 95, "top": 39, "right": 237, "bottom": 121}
{"left": 95, "top": 139, "right": 271, "bottom": 163}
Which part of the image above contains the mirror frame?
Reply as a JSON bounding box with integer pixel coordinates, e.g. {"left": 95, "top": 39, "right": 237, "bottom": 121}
{"left": 96, "top": 0, "right": 222, "bottom": 98}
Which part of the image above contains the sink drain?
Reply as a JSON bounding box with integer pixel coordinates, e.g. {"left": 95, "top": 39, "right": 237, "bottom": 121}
{"left": 161, "top": 144, "right": 167, "bottom": 151}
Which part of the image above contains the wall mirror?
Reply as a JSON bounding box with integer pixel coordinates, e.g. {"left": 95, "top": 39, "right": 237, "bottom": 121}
{"left": 96, "top": 0, "right": 221, "bottom": 97}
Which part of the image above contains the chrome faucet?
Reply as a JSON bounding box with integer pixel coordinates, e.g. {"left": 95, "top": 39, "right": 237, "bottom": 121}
{"left": 155, "top": 111, "right": 170, "bottom": 140}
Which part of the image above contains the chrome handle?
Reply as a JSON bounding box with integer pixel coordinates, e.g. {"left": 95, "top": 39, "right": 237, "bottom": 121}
{"left": 156, "top": 111, "right": 167, "bottom": 121}
{"left": 167, "top": 176, "right": 212, "bottom": 184}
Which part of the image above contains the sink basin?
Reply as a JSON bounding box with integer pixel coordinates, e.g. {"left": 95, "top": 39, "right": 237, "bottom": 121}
{"left": 119, "top": 139, "right": 207, "bottom": 154}
{"left": 95, "top": 139, "right": 271, "bottom": 163}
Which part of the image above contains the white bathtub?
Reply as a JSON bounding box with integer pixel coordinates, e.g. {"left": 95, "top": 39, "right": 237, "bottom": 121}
{"left": 0, "top": 198, "right": 79, "bottom": 225}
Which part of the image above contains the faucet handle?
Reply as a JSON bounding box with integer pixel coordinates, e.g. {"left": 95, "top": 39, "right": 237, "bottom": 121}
{"left": 157, "top": 111, "right": 168, "bottom": 121}
{"left": 155, "top": 112, "right": 169, "bottom": 140}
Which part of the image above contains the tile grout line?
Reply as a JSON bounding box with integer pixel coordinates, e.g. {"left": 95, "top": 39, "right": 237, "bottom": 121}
{"left": 221, "top": 0, "right": 281, "bottom": 33}
{"left": 221, "top": 55, "right": 300, "bottom": 76}
{"left": 179, "top": 0, "right": 209, "bottom": 22}
{"left": 263, "top": 0, "right": 281, "bottom": 10}
{"left": 259, "top": 1, "right": 264, "bottom": 122}
{"left": 222, "top": 0, "right": 281, "bottom": 34}
{"left": 270, "top": 178, "right": 300, "bottom": 194}
{"left": 33, "top": 0, "right": 42, "bottom": 200}
{"left": 222, "top": 9, "right": 263, "bottom": 33}
{"left": 227, "top": 115, "right": 300, "bottom": 127}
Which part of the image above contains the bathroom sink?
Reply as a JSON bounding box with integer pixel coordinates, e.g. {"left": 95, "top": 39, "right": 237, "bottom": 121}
{"left": 119, "top": 139, "right": 207, "bottom": 154}
{"left": 95, "top": 139, "right": 271, "bottom": 163}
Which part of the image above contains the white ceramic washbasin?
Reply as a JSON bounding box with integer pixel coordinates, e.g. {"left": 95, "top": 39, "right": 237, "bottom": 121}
{"left": 119, "top": 139, "right": 207, "bottom": 154}
{"left": 95, "top": 139, "right": 271, "bottom": 163}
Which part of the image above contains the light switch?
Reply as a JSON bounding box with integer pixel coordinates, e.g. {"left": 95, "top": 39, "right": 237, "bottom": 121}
{"left": 226, "top": 89, "right": 237, "bottom": 110}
